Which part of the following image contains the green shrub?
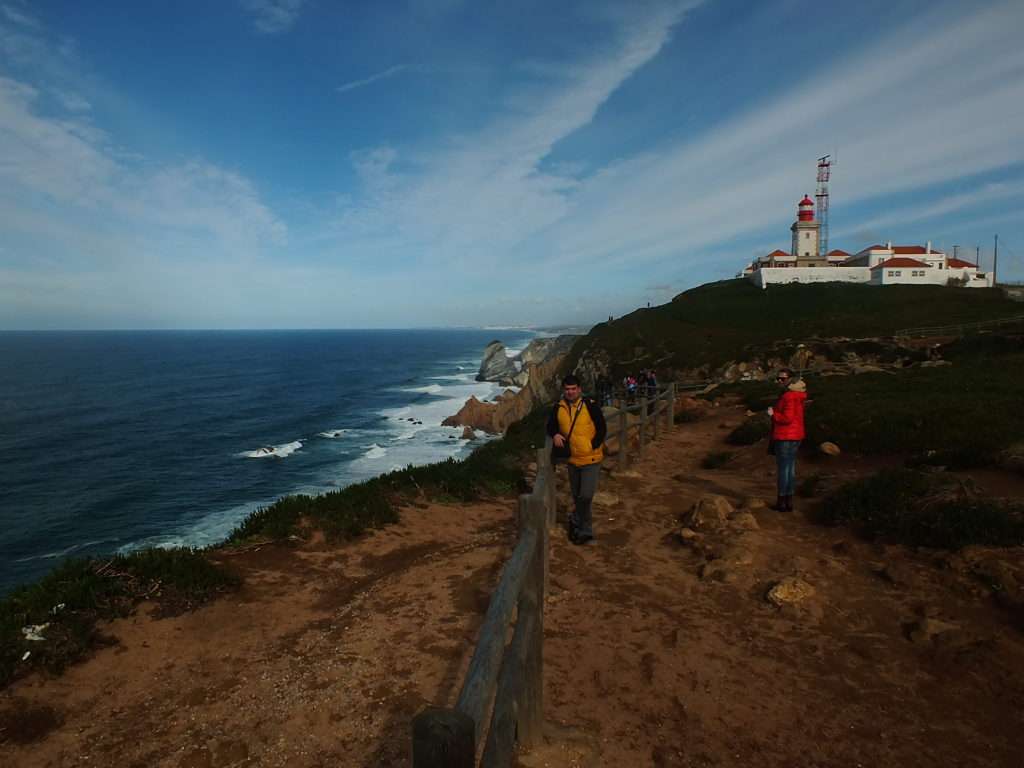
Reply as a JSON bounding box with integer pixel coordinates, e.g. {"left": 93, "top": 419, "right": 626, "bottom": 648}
{"left": 726, "top": 415, "right": 771, "bottom": 446}
{"left": 816, "top": 469, "right": 1024, "bottom": 549}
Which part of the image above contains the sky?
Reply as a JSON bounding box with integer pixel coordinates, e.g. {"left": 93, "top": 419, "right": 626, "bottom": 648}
{"left": 1, "top": 0, "right": 1022, "bottom": 330}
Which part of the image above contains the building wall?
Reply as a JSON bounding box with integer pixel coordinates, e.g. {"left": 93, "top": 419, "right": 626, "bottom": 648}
{"left": 749, "top": 266, "right": 871, "bottom": 289}
{"left": 790, "top": 222, "right": 819, "bottom": 261}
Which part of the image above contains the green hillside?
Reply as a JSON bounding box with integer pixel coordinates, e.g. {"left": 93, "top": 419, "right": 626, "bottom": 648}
{"left": 570, "top": 279, "right": 1022, "bottom": 376}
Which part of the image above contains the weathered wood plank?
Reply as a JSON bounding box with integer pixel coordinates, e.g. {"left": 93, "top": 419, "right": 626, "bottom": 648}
{"left": 479, "top": 604, "right": 536, "bottom": 768}
{"left": 455, "top": 526, "right": 538, "bottom": 744}
{"left": 412, "top": 707, "right": 475, "bottom": 768}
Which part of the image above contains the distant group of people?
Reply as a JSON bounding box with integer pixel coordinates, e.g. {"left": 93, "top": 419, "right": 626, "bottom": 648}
{"left": 545, "top": 366, "right": 809, "bottom": 548}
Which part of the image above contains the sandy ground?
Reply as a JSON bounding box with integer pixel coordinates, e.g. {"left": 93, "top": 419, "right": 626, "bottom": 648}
{"left": 2, "top": 401, "right": 1023, "bottom": 767}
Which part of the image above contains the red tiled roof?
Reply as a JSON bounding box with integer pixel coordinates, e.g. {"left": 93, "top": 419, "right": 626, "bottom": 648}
{"left": 870, "top": 257, "right": 931, "bottom": 270}
{"left": 892, "top": 245, "right": 929, "bottom": 254}
{"left": 767, "top": 249, "right": 792, "bottom": 257}
{"left": 947, "top": 258, "right": 978, "bottom": 269}
{"left": 827, "top": 249, "right": 850, "bottom": 257}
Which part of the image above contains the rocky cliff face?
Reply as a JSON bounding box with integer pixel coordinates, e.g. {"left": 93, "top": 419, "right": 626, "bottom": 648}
{"left": 446, "top": 352, "right": 568, "bottom": 434}
{"left": 476, "top": 341, "right": 520, "bottom": 385}
{"left": 475, "top": 334, "right": 580, "bottom": 388}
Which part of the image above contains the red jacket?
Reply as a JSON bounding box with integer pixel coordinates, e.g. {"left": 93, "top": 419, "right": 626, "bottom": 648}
{"left": 771, "top": 385, "right": 807, "bottom": 441}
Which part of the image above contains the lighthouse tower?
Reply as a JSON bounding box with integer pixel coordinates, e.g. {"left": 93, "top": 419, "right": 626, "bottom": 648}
{"left": 790, "top": 195, "right": 821, "bottom": 266}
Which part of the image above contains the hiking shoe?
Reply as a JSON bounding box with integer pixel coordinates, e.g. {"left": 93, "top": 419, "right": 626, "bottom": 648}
{"left": 571, "top": 533, "right": 595, "bottom": 546}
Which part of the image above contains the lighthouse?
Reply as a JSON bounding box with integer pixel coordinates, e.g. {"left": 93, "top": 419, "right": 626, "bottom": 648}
{"left": 790, "top": 195, "right": 821, "bottom": 266}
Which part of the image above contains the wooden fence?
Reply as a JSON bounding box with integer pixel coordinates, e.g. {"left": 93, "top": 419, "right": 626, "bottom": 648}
{"left": 608, "top": 383, "right": 676, "bottom": 469}
{"left": 894, "top": 312, "right": 1024, "bottom": 339}
{"left": 411, "top": 441, "right": 554, "bottom": 767}
{"left": 410, "top": 384, "right": 676, "bottom": 765}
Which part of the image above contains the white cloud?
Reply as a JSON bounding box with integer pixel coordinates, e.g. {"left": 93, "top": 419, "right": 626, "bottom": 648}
{"left": 329, "top": 0, "right": 1024, "bottom": 284}
{"left": 239, "top": 0, "right": 306, "bottom": 35}
{"left": 337, "top": 65, "right": 407, "bottom": 94}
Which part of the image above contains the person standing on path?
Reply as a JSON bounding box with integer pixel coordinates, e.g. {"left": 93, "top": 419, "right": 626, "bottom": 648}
{"left": 547, "top": 374, "right": 607, "bottom": 545}
{"left": 768, "top": 368, "right": 807, "bottom": 511}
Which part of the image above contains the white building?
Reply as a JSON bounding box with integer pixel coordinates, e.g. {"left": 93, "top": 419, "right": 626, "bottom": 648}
{"left": 746, "top": 198, "right": 994, "bottom": 289}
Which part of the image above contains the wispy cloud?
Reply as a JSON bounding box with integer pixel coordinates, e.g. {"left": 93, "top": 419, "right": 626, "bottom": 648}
{"left": 1, "top": 3, "right": 38, "bottom": 29}
{"left": 239, "top": 0, "right": 306, "bottom": 35}
{"left": 337, "top": 65, "right": 407, "bottom": 94}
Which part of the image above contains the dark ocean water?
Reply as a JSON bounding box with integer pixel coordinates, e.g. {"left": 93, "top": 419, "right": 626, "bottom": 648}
{"left": 0, "top": 329, "right": 535, "bottom": 594}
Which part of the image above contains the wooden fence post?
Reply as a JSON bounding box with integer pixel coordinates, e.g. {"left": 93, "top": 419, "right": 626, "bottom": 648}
{"left": 666, "top": 383, "right": 675, "bottom": 431}
{"left": 412, "top": 708, "right": 475, "bottom": 768}
{"left": 638, "top": 396, "right": 647, "bottom": 457}
{"left": 618, "top": 410, "right": 628, "bottom": 470}
{"left": 650, "top": 393, "right": 659, "bottom": 442}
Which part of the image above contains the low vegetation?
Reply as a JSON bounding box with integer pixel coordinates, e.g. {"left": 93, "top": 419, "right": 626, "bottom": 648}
{"left": 569, "top": 280, "right": 1022, "bottom": 378}
{"left": 725, "top": 415, "right": 771, "bottom": 446}
{"left": 701, "top": 450, "right": 736, "bottom": 469}
{"left": 816, "top": 469, "right": 1024, "bottom": 550}
{"left": 1, "top": 548, "right": 238, "bottom": 688}
{"left": 703, "top": 336, "right": 1024, "bottom": 468}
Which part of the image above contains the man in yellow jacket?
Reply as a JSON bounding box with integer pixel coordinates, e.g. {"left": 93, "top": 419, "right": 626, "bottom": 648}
{"left": 546, "top": 374, "right": 607, "bottom": 545}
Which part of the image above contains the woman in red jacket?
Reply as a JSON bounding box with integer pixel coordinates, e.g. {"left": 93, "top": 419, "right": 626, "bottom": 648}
{"left": 768, "top": 369, "right": 807, "bottom": 511}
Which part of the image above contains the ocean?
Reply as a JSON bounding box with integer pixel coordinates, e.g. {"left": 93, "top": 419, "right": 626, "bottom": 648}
{"left": 0, "top": 329, "right": 536, "bottom": 594}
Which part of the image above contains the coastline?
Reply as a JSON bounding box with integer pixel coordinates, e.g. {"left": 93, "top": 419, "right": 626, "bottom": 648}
{"left": 0, "top": 329, "right": 537, "bottom": 594}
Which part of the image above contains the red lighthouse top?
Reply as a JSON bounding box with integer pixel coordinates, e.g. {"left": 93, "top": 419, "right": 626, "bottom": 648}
{"left": 798, "top": 195, "right": 815, "bottom": 221}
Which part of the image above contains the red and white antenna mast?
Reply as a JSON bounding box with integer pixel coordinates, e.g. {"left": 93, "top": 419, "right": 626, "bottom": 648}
{"left": 815, "top": 154, "right": 832, "bottom": 258}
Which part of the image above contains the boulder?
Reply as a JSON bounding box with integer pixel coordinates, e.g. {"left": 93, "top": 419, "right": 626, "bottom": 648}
{"left": 819, "top": 441, "right": 841, "bottom": 457}
{"left": 460, "top": 426, "right": 475, "bottom": 440}
{"left": 766, "top": 577, "right": 815, "bottom": 607}
{"left": 517, "top": 335, "right": 580, "bottom": 367}
{"left": 442, "top": 396, "right": 498, "bottom": 433}
{"left": 907, "top": 617, "right": 961, "bottom": 645}
{"left": 476, "top": 341, "right": 519, "bottom": 384}
{"left": 682, "top": 495, "right": 733, "bottom": 531}
{"left": 729, "top": 511, "right": 760, "bottom": 531}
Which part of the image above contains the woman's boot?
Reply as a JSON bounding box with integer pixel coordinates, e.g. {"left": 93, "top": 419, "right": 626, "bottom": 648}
{"left": 783, "top": 495, "right": 794, "bottom": 512}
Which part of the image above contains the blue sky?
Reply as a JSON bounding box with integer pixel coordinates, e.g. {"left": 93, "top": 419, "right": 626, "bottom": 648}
{"left": 1, "top": 0, "right": 1022, "bottom": 329}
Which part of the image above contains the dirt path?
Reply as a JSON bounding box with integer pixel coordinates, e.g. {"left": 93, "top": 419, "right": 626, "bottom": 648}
{"left": 3, "top": 403, "right": 1024, "bottom": 767}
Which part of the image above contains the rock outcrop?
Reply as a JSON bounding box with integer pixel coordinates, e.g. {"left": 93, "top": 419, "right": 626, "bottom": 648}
{"left": 476, "top": 341, "right": 520, "bottom": 385}
{"left": 475, "top": 335, "right": 580, "bottom": 389}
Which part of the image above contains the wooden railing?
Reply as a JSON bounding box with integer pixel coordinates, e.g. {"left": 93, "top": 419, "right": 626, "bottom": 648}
{"left": 411, "top": 442, "right": 554, "bottom": 767}
{"left": 607, "top": 383, "right": 676, "bottom": 469}
{"left": 894, "top": 313, "right": 1024, "bottom": 339}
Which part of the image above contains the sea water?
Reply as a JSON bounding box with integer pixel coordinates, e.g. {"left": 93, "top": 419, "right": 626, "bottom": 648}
{"left": 0, "top": 329, "right": 535, "bottom": 594}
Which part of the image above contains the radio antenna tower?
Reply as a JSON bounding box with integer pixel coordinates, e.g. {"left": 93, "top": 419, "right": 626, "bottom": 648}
{"left": 815, "top": 154, "right": 832, "bottom": 258}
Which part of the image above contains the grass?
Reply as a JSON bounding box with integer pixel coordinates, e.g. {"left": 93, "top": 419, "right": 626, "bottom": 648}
{"left": 816, "top": 469, "right": 1024, "bottom": 550}
{"left": 0, "top": 548, "right": 238, "bottom": 689}
{"left": 568, "top": 280, "right": 1022, "bottom": 379}
{"left": 701, "top": 451, "right": 736, "bottom": 469}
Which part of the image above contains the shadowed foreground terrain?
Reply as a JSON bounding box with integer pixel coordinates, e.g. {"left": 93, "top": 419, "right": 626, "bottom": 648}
{"left": 2, "top": 400, "right": 1023, "bottom": 767}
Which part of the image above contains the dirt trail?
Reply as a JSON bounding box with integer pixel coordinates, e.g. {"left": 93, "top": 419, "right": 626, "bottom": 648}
{"left": 3, "top": 403, "right": 1024, "bottom": 767}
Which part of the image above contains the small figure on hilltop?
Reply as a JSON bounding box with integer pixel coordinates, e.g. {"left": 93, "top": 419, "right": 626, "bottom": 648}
{"left": 768, "top": 368, "right": 807, "bottom": 512}
{"left": 547, "top": 374, "right": 607, "bottom": 545}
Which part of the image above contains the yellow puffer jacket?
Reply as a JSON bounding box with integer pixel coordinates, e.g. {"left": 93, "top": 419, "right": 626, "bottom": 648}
{"left": 553, "top": 398, "right": 605, "bottom": 466}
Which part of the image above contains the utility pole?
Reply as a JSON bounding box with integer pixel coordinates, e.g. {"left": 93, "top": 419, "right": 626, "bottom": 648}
{"left": 993, "top": 234, "right": 999, "bottom": 285}
{"left": 976, "top": 245, "right": 980, "bottom": 264}
{"left": 953, "top": 245, "right": 960, "bottom": 260}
